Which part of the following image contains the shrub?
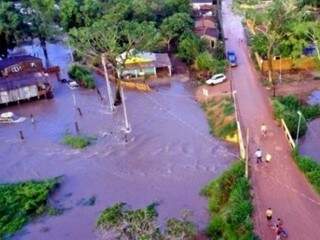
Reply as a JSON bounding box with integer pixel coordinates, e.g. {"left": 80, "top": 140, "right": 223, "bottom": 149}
{"left": 292, "top": 149, "right": 320, "bottom": 193}
{"left": 63, "top": 134, "right": 91, "bottom": 149}
{"left": 195, "top": 51, "right": 227, "bottom": 73}
{"left": 68, "top": 64, "right": 96, "bottom": 89}
{"left": 201, "top": 161, "right": 255, "bottom": 239}
{"left": 177, "top": 33, "right": 204, "bottom": 64}
{"left": 272, "top": 95, "right": 320, "bottom": 138}
{"left": 97, "top": 203, "right": 196, "bottom": 239}
{"left": 0, "top": 178, "right": 59, "bottom": 238}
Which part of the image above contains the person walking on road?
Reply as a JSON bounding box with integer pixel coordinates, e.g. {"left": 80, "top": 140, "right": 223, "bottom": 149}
{"left": 261, "top": 123, "right": 267, "bottom": 137}
{"left": 266, "top": 208, "right": 273, "bottom": 226}
{"left": 255, "top": 148, "right": 263, "bottom": 163}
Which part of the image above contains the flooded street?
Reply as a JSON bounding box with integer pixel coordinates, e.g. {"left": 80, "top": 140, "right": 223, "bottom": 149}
{"left": 0, "top": 42, "right": 237, "bottom": 239}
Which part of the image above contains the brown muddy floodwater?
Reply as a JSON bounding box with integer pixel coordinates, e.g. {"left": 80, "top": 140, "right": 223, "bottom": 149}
{"left": 0, "top": 42, "right": 237, "bottom": 239}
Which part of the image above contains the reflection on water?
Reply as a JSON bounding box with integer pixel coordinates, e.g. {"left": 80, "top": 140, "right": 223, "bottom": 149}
{"left": 0, "top": 42, "right": 237, "bottom": 239}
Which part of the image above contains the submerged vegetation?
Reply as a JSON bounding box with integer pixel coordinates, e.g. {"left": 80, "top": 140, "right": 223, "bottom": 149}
{"left": 0, "top": 178, "right": 60, "bottom": 239}
{"left": 202, "top": 97, "right": 238, "bottom": 142}
{"left": 63, "top": 134, "right": 92, "bottom": 149}
{"left": 97, "top": 203, "right": 196, "bottom": 239}
{"left": 201, "top": 161, "right": 256, "bottom": 240}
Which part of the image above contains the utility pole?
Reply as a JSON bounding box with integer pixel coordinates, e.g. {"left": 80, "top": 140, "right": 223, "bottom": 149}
{"left": 101, "top": 54, "right": 114, "bottom": 112}
{"left": 296, "top": 111, "right": 302, "bottom": 145}
{"left": 120, "top": 85, "right": 131, "bottom": 133}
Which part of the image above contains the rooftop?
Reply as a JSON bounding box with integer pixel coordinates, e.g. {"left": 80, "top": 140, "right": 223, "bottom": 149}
{"left": 0, "top": 72, "right": 47, "bottom": 91}
{"left": 0, "top": 55, "right": 41, "bottom": 70}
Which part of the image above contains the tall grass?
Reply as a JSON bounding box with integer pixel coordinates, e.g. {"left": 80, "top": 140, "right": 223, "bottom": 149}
{"left": 292, "top": 149, "right": 320, "bottom": 193}
{"left": 201, "top": 161, "right": 257, "bottom": 240}
{"left": 203, "top": 97, "right": 237, "bottom": 141}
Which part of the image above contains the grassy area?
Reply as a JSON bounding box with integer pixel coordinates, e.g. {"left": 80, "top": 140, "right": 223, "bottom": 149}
{"left": 201, "top": 161, "right": 257, "bottom": 240}
{"left": 202, "top": 96, "right": 238, "bottom": 142}
{"left": 292, "top": 149, "right": 320, "bottom": 194}
{"left": 96, "top": 203, "right": 196, "bottom": 239}
{"left": 68, "top": 64, "right": 96, "bottom": 89}
{"left": 0, "top": 178, "right": 60, "bottom": 239}
{"left": 63, "top": 134, "right": 91, "bottom": 149}
{"left": 272, "top": 95, "right": 320, "bottom": 138}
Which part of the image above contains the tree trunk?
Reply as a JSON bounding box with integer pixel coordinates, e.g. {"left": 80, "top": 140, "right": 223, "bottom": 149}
{"left": 167, "top": 40, "right": 171, "bottom": 53}
{"left": 40, "top": 37, "right": 49, "bottom": 68}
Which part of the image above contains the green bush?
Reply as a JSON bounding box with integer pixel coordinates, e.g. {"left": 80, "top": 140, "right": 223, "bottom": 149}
{"left": 63, "top": 134, "right": 91, "bottom": 149}
{"left": 195, "top": 51, "right": 227, "bottom": 74}
{"left": 272, "top": 95, "right": 320, "bottom": 138}
{"left": 68, "top": 64, "right": 96, "bottom": 89}
{"left": 201, "top": 161, "right": 255, "bottom": 239}
{"left": 177, "top": 33, "right": 204, "bottom": 64}
{"left": 292, "top": 149, "right": 320, "bottom": 193}
{"left": 0, "top": 178, "right": 59, "bottom": 238}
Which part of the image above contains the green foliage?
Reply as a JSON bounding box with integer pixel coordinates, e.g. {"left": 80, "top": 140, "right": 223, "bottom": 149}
{"left": 97, "top": 203, "right": 161, "bottom": 239}
{"left": 63, "top": 134, "right": 91, "bottom": 149}
{"left": 160, "top": 12, "right": 193, "bottom": 50}
{"left": 250, "top": 33, "right": 268, "bottom": 57}
{"left": 201, "top": 161, "right": 256, "bottom": 239}
{"left": 0, "top": 178, "right": 59, "bottom": 239}
{"left": 195, "top": 51, "right": 227, "bottom": 73}
{"left": 203, "top": 97, "right": 237, "bottom": 140}
{"left": 97, "top": 203, "right": 197, "bottom": 239}
{"left": 68, "top": 64, "right": 95, "bottom": 89}
{"left": 292, "top": 149, "right": 320, "bottom": 193}
{"left": 0, "top": 1, "right": 23, "bottom": 58}
{"left": 272, "top": 95, "right": 320, "bottom": 138}
{"left": 164, "top": 218, "right": 196, "bottom": 240}
{"left": 177, "top": 33, "right": 204, "bottom": 64}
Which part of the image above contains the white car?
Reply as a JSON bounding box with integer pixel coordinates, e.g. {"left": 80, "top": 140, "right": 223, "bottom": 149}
{"left": 206, "top": 74, "right": 226, "bottom": 85}
{"left": 67, "top": 81, "right": 79, "bottom": 89}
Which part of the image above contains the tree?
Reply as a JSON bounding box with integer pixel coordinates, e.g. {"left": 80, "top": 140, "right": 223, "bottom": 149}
{"left": 0, "top": 1, "right": 23, "bottom": 58}
{"left": 22, "top": 0, "right": 58, "bottom": 67}
{"left": 177, "top": 33, "right": 204, "bottom": 64}
{"left": 163, "top": 0, "right": 191, "bottom": 17}
{"left": 60, "top": 0, "right": 79, "bottom": 31}
{"left": 160, "top": 13, "right": 193, "bottom": 51}
{"left": 69, "top": 17, "right": 160, "bottom": 103}
{"left": 252, "top": 0, "right": 301, "bottom": 94}
{"left": 295, "top": 21, "right": 320, "bottom": 62}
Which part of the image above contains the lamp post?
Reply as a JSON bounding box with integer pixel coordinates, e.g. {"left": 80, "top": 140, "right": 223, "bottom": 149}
{"left": 296, "top": 111, "right": 302, "bottom": 145}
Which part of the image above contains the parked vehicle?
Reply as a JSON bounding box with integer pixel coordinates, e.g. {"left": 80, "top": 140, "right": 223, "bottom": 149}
{"left": 67, "top": 81, "right": 79, "bottom": 90}
{"left": 227, "top": 51, "right": 237, "bottom": 67}
{"left": 206, "top": 73, "right": 226, "bottom": 85}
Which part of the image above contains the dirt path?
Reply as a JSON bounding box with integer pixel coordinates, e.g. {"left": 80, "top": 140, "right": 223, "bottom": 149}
{"left": 222, "top": 1, "right": 320, "bottom": 239}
